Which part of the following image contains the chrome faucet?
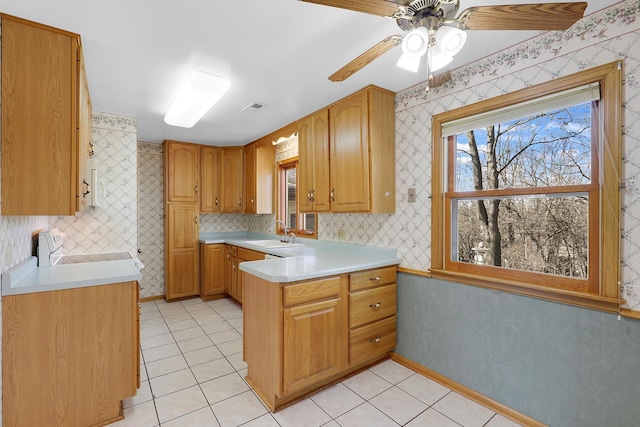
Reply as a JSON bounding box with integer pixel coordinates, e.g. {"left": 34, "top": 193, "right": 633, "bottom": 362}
{"left": 272, "top": 220, "right": 294, "bottom": 243}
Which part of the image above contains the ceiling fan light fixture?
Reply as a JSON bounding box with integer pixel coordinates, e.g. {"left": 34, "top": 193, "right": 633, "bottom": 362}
{"left": 396, "top": 53, "right": 421, "bottom": 73}
{"left": 164, "top": 71, "right": 231, "bottom": 128}
{"left": 435, "top": 26, "right": 467, "bottom": 57}
{"left": 428, "top": 44, "right": 454, "bottom": 72}
{"left": 401, "top": 26, "right": 430, "bottom": 58}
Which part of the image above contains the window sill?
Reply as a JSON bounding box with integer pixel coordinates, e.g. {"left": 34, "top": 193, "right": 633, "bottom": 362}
{"left": 428, "top": 269, "right": 622, "bottom": 314}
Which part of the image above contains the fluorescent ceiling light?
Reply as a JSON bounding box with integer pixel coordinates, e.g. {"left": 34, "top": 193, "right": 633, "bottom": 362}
{"left": 164, "top": 71, "right": 230, "bottom": 128}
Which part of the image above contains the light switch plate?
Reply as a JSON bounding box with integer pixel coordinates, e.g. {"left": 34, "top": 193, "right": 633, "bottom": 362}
{"left": 408, "top": 188, "right": 416, "bottom": 203}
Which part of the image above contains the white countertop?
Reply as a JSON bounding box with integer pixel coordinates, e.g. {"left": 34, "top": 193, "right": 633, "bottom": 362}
{"left": 200, "top": 232, "right": 401, "bottom": 283}
{"left": 1, "top": 256, "right": 142, "bottom": 296}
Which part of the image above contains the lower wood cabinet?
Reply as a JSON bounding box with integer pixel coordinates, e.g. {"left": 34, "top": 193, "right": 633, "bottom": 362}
{"left": 165, "top": 202, "right": 199, "bottom": 301}
{"left": 282, "top": 278, "right": 344, "bottom": 394}
{"left": 2, "top": 281, "right": 140, "bottom": 426}
{"left": 223, "top": 245, "right": 263, "bottom": 304}
{"left": 244, "top": 266, "right": 397, "bottom": 412}
{"left": 200, "top": 243, "right": 225, "bottom": 300}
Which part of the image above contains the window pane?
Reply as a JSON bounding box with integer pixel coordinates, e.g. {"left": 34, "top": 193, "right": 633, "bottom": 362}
{"left": 285, "top": 168, "right": 296, "bottom": 230}
{"left": 303, "top": 213, "right": 316, "bottom": 232}
{"left": 454, "top": 102, "right": 594, "bottom": 192}
{"left": 452, "top": 194, "right": 589, "bottom": 278}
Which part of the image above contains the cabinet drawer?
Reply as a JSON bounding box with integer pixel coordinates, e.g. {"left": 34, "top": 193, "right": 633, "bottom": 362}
{"left": 283, "top": 276, "right": 342, "bottom": 307}
{"left": 349, "top": 316, "right": 396, "bottom": 365}
{"left": 238, "top": 247, "right": 264, "bottom": 261}
{"left": 349, "top": 283, "right": 396, "bottom": 329}
{"left": 350, "top": 266, "right": 396, "bottom": 292}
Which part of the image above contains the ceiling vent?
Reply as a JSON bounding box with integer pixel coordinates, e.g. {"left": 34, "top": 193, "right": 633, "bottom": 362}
{"left": 241, "top": 101, "right": 268, "bottom": 112}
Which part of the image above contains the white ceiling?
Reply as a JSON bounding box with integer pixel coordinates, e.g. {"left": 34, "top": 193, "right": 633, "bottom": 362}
{"left": 1, "top": 0, "right": 619, "bottom": 146}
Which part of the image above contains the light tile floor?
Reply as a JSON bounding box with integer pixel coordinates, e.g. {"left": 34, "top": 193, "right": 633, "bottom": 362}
{"left": 112, "top": 298, "right": 523, "bottom": 427}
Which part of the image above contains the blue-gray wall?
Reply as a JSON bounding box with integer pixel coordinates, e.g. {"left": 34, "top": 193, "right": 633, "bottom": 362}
{"left": 396, "top": 272, "right": 640, "bottom": 426}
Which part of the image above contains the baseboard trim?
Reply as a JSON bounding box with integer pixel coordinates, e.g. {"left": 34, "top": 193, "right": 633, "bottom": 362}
{"left": 391, "top": 353, "right": 547, "bottom": 427}
{"left": 140, "top": 295, "right": 164, "bottom": 302}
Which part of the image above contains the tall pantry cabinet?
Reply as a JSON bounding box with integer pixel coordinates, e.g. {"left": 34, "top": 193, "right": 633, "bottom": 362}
{"left": 164, "top": 140, "right": 200, "bottom": 300}
{"left": 0, "top": 13, "right": 92, "bottom": 216}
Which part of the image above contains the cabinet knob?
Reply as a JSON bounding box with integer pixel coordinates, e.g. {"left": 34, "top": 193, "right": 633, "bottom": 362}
{"left": 370, "top": 276, "right": 382, "bottom": 281}
{"left": 195, "top": 185, "right": 198, "bottom": 194}
{"left": 369, "top": 302, "right": 381, "bottom": 308}
{"left": 369, "top": 337, "right": 381, "bottom": 343}
{"left": 251, "top": 198, "right": 254, "bottom": 205}
{"left": 194, "top": 216, "right": 198, "bottom": 224}
{"left": 215, "top": 197, "right": 218, "bottom": 205}
{"left": 310, "top": 189, "right": 315, "bottom": 202}
{"left": 330, "top": 188, "right": 335, "bottom": 201}
{"left": 238, "top": 198, "right": 242, "bottom": 206}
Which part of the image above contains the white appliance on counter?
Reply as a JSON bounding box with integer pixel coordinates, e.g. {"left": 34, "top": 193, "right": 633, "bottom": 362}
{"left": 37, "top": 228, "right": 144, "bottom": 271}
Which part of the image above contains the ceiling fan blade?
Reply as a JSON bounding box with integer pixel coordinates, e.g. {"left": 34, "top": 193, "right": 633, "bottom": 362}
{"left": 457, "top": 2, "right": 587, "bottom": 31}
{"left": 299, "top": 0, "right": 402, "bottom": 18}
{"left": 329, "top": 35, "right": 402, "bottom": 82}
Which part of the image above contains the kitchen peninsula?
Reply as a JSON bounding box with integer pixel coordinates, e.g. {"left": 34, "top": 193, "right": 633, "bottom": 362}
{"left": 199, "top": 232, "right": 400, "bottom": 412}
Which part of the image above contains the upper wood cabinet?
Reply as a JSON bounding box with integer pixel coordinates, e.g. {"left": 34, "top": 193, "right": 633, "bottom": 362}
{"left": 298, "top": 109, "right": 331, "bottom": 213}
{"left": 329, "top": 87, "right": 395, "bottom": 213}
{"left": 244, "top": 142, "right": 275, "bottom": 214}
{"left": 165, "top": 140, "right": 200, "bottom": 203}
{"left": 220, "top": 147, "right": 244, "bottom": 213}
{"left": 0, "top": 14, "right": 92, "bottom": 215}
{"left": 243, "top": 143, "right": 257, "bottom": 213}
{"left": 200, "top": 146, "right": 221, "bottom": 212}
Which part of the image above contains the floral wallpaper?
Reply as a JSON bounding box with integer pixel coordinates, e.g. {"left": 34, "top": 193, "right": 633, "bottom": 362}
{"left": 138, "top": 141, "right": 164, "bottom": 298}
{"left": 320, "top": 0, "right": 640, "bottom": 311}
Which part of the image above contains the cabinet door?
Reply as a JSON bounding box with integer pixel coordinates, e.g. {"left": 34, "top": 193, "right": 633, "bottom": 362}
{"left": 165, "top": 203, "right": 199, "bottom": 300}
{"left": 1, "top": 18, "right": 79, "bottom": 215}
{"left": 224, "top": 245, "right": 234, "bottom": 295}
{"left": 298, "top": 110, "right": 330, "bottom": 213}
{"left": 329, "top": 91, "right": 370, "bottom": 212}
{"left": 297, "top": 117, "right": 314, "bottom": 213}
{"left": 243, "top": 143, "right": 257, "bottom": 213}
{"left": 166, "top": 140, "right": 199, "bottom": 202}
{"left": 220, "top": 147, "right": 244, "bottom": 213}
{"left": 200, "top": 146, "right": 220, "bottom": 212}
{"left": 283, "top": 298, "right": 342, "bottom": 394}
{"left": 230, "top": 254, "right": 239, "bottom": 301}
{"left": 200, "top": 243, "right": 225, "bottom": 297}
{"left": 2, "top": 282, "right": 138, "bottom": 426}
{"left": 77, "top": 45, "right": 92, "bottom": 212}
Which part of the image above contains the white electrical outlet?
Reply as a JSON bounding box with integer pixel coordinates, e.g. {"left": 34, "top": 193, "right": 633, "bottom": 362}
{"left": 337, "top": 229, "right": 346, "bottom": 240}
{"left": 408, "top": 188, "right": 417, "bottom": 203}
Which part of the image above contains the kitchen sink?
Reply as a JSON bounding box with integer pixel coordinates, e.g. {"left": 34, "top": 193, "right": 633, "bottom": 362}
{"left": 246, "top": 240, "right": 306, "bottom": 249}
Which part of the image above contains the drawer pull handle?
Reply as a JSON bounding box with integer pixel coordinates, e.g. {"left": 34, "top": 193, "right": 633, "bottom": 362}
{"left": 369, "top": 337, "right": 381, "bottom": 343}
{"left": 369, "top": 302, "right": 381, "bottom": 308}
{"left": 370, "top": 276, "right": 382, "bottom": 281}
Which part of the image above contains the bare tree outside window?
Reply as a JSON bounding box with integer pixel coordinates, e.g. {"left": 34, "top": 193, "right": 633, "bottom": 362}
{"left": 450, "top": 102, "right": 595, "bottom": 279}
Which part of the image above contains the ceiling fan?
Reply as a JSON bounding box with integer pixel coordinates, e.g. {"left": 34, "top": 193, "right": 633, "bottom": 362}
{"left": 300, "top": 0, "right": 587, "bottom": 89}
